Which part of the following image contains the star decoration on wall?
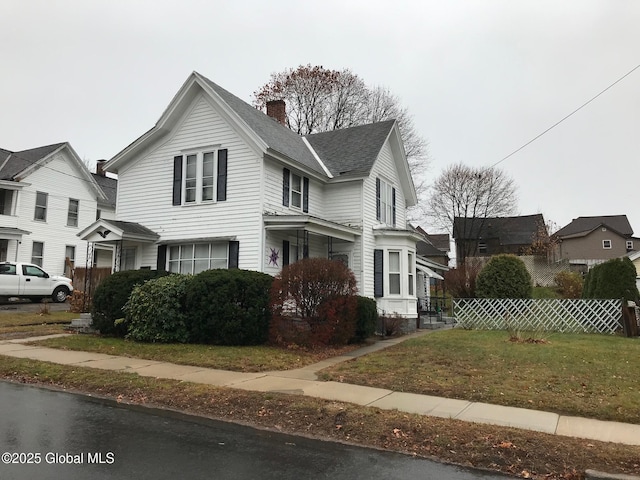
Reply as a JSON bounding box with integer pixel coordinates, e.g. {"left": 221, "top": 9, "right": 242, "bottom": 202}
{"left": 268, "top": 247, "right": 280, "bottom": 267}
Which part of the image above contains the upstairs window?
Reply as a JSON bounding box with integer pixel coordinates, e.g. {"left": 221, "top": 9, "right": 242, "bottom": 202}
{"left": 626, "top": 240, "right": 634, "bottom": 250}
{"left": 602, "top": 239, "right": 612, "bottom": 249}
{"left": 388, "top": 251, "right": 401, "bottom": 295}
{"left": 34, "top": 192, "right": 48, "bottom": 221}
{"left": 282, "top": 168, "right": 309, "bottom": 213}
{"left": 67, "top": 199, "right": 79, "bottom": 227}
{"left": 376, "top": 178, "right": 396, "bottom": 226}
{"left": 172, "top": 149, "right": 227, "bottom": 206}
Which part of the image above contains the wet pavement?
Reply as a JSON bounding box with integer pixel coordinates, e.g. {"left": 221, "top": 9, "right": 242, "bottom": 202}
{"left": 0, "top": 382, "right": 511, "bottom": 480}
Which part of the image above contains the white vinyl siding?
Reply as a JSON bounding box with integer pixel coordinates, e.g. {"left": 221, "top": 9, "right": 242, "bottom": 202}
{"left": 116, "top": 93, "right": 262, "bottom": 270}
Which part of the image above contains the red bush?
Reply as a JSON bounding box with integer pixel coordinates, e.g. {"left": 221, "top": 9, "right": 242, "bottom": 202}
{"left": 269, "top": 258, "right": 357, "bottom": 346}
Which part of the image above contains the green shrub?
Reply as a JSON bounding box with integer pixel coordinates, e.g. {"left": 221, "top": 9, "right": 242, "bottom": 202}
{"left": 185, "top": 269, "right": 273, "bottom": 345}
{"left": 554, "top": 271, "right": 583, "bottom": 299}
{"left": 532, "top": 286, "right": 559, "bottom": 299}
{"left": 91, "top": 269, "right": 169, "bottom": 336}
{"left": 124, "top": 274, "right": 192, "bottom": 343}
{"left": 352, "top": 296, "right": 378, "bottom": 343}
{"left": 476, "top": 254, "right": 532, "bottom": 299}
{"left": 582, "top": 258, "right": 639, "bottom": 301}
{"left": 269, "top": 258, "right": 357, "bottom": 346}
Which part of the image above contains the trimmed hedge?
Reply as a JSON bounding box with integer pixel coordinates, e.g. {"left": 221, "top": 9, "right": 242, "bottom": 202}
{"left": 91, "top": 269, "right": 170, "bottom": 336}
{"left": 185, "top": 269, "right": 273, "bottom": 345}
{"left": 476, "top": 254, "right": 532, "bottom": 299}
{"left": 124, "top": 275, "right": 193, "bottom": 343}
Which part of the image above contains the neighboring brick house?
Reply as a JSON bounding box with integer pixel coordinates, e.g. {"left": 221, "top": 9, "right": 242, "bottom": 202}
{"left": 453, "top": 214, "right": 545, "bottom": 265}
{"left": 554, "top": 215, "right": 639, "bottom": 271}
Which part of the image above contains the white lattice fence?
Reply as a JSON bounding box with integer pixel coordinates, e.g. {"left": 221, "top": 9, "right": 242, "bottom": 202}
{"left": 454, "top": 298, "right": 622, "bottom": 334}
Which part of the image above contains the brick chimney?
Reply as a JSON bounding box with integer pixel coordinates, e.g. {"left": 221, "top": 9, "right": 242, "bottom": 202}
{"left": 96, "top": 159, "right": 107, "bottom": 177}
{"left": 266, "top": 100, "right": 286, "bottom": 126}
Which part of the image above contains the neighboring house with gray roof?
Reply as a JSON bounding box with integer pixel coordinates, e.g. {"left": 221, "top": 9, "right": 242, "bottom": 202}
{"left": 554, "top": 215, "right": 638, "bottom": 271}
{"left": 78, "top": 71, "right": 421, "bottom": 321}
{"left": 453, "top": 214, "right": 546, "bottom": 263}
{"left": 0, "top": 142, "right": 108, "bottom": 276}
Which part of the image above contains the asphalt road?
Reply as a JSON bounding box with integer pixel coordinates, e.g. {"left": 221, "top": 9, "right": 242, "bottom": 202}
{"left": 0, "top": 382, "right": 512, "bottom": 480}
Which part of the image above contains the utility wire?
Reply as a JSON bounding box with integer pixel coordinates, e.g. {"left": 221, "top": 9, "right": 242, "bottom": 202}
{"left": 492, "top": 62, "right": 640, "bottom": 168}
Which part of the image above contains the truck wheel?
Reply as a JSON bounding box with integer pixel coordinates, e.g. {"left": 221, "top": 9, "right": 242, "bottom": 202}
{"left": 52, "top": 287, "right": 70, "bottom": 303}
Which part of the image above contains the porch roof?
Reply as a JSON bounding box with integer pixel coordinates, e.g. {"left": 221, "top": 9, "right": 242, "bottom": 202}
{"left": 0, "top": 227, "right": 30, "bottom": 240}
{"left": 263, "top": 214, "right": 360, "bottom": 242}
{"left": 77, "top": 219, "right": 159, "bottom": 244}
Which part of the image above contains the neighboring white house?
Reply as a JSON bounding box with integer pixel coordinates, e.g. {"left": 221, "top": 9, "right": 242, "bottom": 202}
{"left": 78, "top": 72, "right": 422, "bottom": 321}
{"left": 0, "top": 142, "right": 108, "bottom": 276}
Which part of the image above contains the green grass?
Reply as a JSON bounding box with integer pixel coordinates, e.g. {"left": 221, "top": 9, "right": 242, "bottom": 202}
{"left": 31, "top": 335, "right": 356, "bottom": 372}
{"left": 0, "top": 311, "right": 75, "bottom": 338}
{"left": 319, "top": 328, "right": 640, "bottom": 424}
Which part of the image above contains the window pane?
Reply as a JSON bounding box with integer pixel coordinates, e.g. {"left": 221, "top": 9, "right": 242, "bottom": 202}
{"left": 194, "top": 259, "right": 210, "bottom": 274}
{"left": 291, "top": 174, "right": 301, "bottom": 191}
{"left": 180, "top": 260, "right": 193, "bottom": 274}
{"left": 168, "top": 260, "right": 180, "bottom": 273}
{"left": 180, "top": 245, "right": 193, "bottom": 260}
{"left": 202, "top": 153, "right": 214, "bottom": 176}
{"left": 67, "top": 199, "right": 79, "bottom": 226}
{"left": 389, "top": 251, "right": 400, "bottom": 272}
{"left": 195, "top": 243, "right": 210, "bottom": 258}
{"left": 390, "top": 274, "right": 401, "bottom": 295}
{"left": 210, "top": 258, "right": 227, "bottom": 269}
{"left": 291, "top": 192, "right": 301, "bottom": 208}
{"left": 185, "top": 155, "right": 197, "bottom": 203}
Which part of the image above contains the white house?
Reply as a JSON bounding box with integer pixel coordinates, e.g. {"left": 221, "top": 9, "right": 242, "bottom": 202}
{"left": 78, "top": 72, "right": 422, "bottom": 321}
{"left": 0, "top": 142, "right": 108, "bottom": 276}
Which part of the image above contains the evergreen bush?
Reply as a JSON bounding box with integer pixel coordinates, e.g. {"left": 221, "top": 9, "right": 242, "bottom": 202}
{"left": 582, "top": 258, "right": 639, "bottom": 301}
{"left": 91, "top": 269, "right": 169, "bottom": 336}
{"left": 124, "top": 274, "right": 192, "bottom": 343}
{"left": 352, "top": 296, "right": 378, "bottom": 343}
{"left": 475, "top": 254, "right": 532, "bottom": 299}
{"left": 185, "top": 269, "right": 273, "bottom": 345}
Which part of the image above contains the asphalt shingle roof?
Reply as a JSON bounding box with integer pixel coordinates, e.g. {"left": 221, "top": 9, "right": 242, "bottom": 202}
{"left": 92, "top": 174, "right": 118, "bottom": 208}
{"left": 305, "top": 120, "right": 395, "bottom": 177}
{"left": 0, "top": 143, "right": 65, "bottom": 180}
{"left": 197, "top": 75, "right": 327, "bottom": 176}
{"left": 453, "top": 214, "right": 544, "bottom": 245}
{"left": 555, "top": 215, "right": 633, "bottom": 238}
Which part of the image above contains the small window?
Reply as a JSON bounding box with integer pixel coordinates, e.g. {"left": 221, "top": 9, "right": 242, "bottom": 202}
{"left": 478, "top": 242, "right": 487, "bottom": 254}
{"left": 291, "top": 173, "right": 302, "bottom": 209}
{"left": 121, "top": 247, "right": 137, "bottom": 271}
{"left": 376, "top": 178, "right": 396, "bottom": 226}
{"left": 627, "top": 240, "right": 634, "bottom": 250}
{"left": 34, "top": 192, "right": 48, "bottom": 221}
{"left": 67, "top": 199, "right": 79, "bottom": 227}
{"left": 65, "top": 245, "right": 76, "bottom": 273}
{"left": 602, "top": 240, "right": 612, "bottom": 249}
{"left": 389, "top": 251, "right": 401, "bottom": 295}
{"left": 31, "top": 241, "right": 44, "bottom": 267}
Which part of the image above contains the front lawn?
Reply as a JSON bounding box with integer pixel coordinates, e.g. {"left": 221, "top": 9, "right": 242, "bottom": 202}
{"left": 319, "top": 328, "right": 640, "bottom": 424}
{"left": 0, "top": 311, "right": 75, "bottom": 339}
{"left": 31, "top": 335, "right": 358, "bottom": 372}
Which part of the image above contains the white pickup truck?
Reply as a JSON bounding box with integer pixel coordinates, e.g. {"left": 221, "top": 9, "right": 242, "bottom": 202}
{"left": 0, "top": 262, "right": 73, "bottom": 303}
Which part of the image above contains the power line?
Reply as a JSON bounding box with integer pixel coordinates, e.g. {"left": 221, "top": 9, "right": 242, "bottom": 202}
{"left": 492, "top": 62, "right": 640, "bottom": 168}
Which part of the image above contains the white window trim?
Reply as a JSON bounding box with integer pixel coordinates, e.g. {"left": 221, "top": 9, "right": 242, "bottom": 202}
{"left": 602, "top": 239, "right": 612, "bottom": 249}
{"left": 626, "top": 240, "right": 634, "bottom": 250}
{"left": 378, "top": 178, "right": 394, "bottom": 226}
{"left": 408, "top": 252, "right": 415, "bottom": 297}
{"left": 67, "top": 198, "right": 79, "bottom": 227}
{"left": 181, "top": 149, "right": 221, "bottom": 205}
{"left": 388, "top": 250, "right": 401, "bottom": 296}
{"left": 34, "top": 191, "right": 48, "bottom": 222}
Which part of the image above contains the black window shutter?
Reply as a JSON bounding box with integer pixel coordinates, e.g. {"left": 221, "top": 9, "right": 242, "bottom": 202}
{"left": 392, "top": 187, "right": 396, "bottom": 226}
{"left": 228, "top": 241, "right": 239, "bottom": 269}
{"left": 303, "top": 177, "right": 309, "bottom": 213}
{"left": 375, "top": 178, "right": 381, "bottom": 221}
{"left": 282, "top": 168, "right": 290, "bottom": 207}
{"left": 172, "top": 156, "right": 182, "bottom": 206}
{"left": 374, "top": 249, "right": 384, "bottom": 298}
{"left": 282, "top": 240, "right": 290, "bottom": 267}
{"left": 156, "top": 245, "right": 167, "bottom": 271}
{"left": 217, "top": 149, "right": 227, "bottom": 201}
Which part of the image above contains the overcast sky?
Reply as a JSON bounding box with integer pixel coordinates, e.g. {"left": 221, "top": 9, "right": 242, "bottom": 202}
{"left": 1, "top": 0, "right": 638, "bottom": 235}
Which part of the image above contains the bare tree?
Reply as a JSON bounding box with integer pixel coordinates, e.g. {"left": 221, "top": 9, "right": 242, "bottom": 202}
{"left": 253, "top": 65, "right": 430, "bottom": 219}
{"left": 425, "top": 163, "right": 518, "bottom": 262}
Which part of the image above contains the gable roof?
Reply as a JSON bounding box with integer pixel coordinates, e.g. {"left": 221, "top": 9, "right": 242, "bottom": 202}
{"left": 107, "top": 72, "right": 416, "bottom": 205}
{"left": 555, "top": 215, "right": 633, "bottom": 239}
{"left": 0, "top": 142, "right": 107, "bottom": 201}
{"left": 305, "top": 120, "right": 396, "bottom": 177}
{"left": 0, "top": 143, "right": 66, "bottom": 180}
{"left": 454, "top": 214, "right": 544, "bottom": 245}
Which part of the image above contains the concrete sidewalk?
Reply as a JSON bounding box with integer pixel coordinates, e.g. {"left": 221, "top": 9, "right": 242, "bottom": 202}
{"left": 1, "top": 331, "right": 639, "bottom": 447}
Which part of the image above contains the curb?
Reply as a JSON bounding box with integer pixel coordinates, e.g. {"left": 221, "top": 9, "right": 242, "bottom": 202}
{"left": 585, "top": 470, "right": 640, "bottom": 480}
